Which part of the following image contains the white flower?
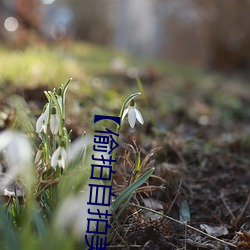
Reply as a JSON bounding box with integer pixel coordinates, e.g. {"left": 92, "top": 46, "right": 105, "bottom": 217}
{"left": 67, "top": 134, "right": 91, "bottom": 164}
{"left": 51, "top": 145, "right": 67, "bottom": 169}
{"left": 122, "top": 100, "right": 144, "bottom": 128}
{"left": 0, "top": 131, "right": 32, "bottom": 170}
{"left": 0, "top": 130, "right": 33, "bottom": 190}
{"left": 50, "top": 106, "right": 59, "bottom": 135}
{"left": 55, "top": 180, "right": 111, "bottom": 239}
{"left": 55, "top": 192, "right": 89, "bottom": 238}
{"left": 36, "top": 104, "right": 49, "bottom": 133}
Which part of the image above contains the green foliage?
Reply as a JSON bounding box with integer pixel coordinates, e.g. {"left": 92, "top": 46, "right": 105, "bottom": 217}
{"left": 112, "top": 167, "right": 155, "bottom": 212}
{"left": 0, "top": 79, "right": 151, "bottom": 250}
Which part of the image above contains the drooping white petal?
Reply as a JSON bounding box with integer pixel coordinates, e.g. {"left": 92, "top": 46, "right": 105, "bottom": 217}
{"left": 67, "top": 135, "right": 91, "bottom": 163}
{"left": 122, "top": 107, "right": 129, "bottom": 120}
{"left": 57, "top": 159, "right": 64, "bottom": 169}
{"left": 5, "top": 133, "right": 32, "bottom": 170}
{"left": 59, "top": 148, "right": 67, "bottom": 169}
{"left": 50, "top": 114, "right": 59, "bottom": 135}
{"left": 41, "top": 121, "right": 48, "bottom": 133}
{"left": 51, "top": 147, "right": 67, "bottom": 169}
{"left": 135, "top": 109, "right": 144, "bottom": 125}
{"left": 44, "top": 103, "right": 50, "bottom": 117}
{"left": 55, "top": 180, "right": 111, "bottom": 239}
{"left": 51, "top": 147, "right": 61, "bottom": 168}
{"left": 0, "top": 130, "right": 14, "bottom": 151}
{"left": 122, "top": 101, "right": 144, "bottom": 128}
{"left": 0, "top": 130, "right": 33, "bottom": 191}
{"left": 36, "top": 113, "right": 45, "bottom": 133}
{"left": 36, "top": 104, "right": 50, "bottom": 134}
{"left": 55, "top": 191, "right": 89, "bottom": 237}
{"left": 128, "top": 107, "right": 136, "bottom": 128}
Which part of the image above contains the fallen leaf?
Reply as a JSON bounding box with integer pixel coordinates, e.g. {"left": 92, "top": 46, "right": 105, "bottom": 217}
{"left": 141, "top": 198, "right": 164, "bottom": 221}
{"left": 237, "top": 231, "right": 250, "bottom": 248}
{"left": 142, "top": 198, "right": 163, "bottom": 210}
{"left": 200, "top": 224, "right": 229, "bottom": 237}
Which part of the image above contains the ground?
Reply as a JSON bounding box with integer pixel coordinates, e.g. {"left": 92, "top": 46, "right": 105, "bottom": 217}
{"left": 0, "top": 42, "right": 249, "bottom": 249}
{"left": 109, "top": 76, "right": 250, "bottom": 249}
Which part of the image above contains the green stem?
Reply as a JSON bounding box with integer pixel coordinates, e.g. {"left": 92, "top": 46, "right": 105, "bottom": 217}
{"left": 61, "top": 78, "right": 72, "bottom": 127}
{"left": 45, "top": 96, "right": 53, "bottom": 164}
{"left": 52, "top": 134, "right": 56, "bottom": 152}
{"left": 110, "top": 92, "right": 141, "bottom": 181}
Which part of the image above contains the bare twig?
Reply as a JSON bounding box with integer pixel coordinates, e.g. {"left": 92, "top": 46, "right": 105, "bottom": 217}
{"left": 107, "top": 245, "right": 141, "bottom": 248}
{"left": 233, "top": 192, "right": 250, "bottom": 227}
{"left": 184, "top": 221, "right": 187, "bottom": 250}
{"left": 166, "top": 178, "right": 183, "bottom": 215}
{"left": 221, "top": 190, "right": 236, "bottom": 221}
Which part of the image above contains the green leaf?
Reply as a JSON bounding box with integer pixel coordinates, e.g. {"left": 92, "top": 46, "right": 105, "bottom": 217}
{"left": 135, "top": 152, "right": 141, "bottom": 173}
{"left": 112, "top": 167, "right": 154, "bottom": 211}
{"left": 179, "top": 199, "right": 191, "bottom": 222}
{"left": 0, "top": 208, "right": 21, "bottom": 250}
{"left": 111, "top": 192, "right": 133, "bottom": 226}
{"left": 62, "top": 78, "right": 72, "bottom": 98}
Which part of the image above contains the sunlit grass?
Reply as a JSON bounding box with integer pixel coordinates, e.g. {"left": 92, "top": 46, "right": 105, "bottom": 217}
{"left": 0, "top": 41, "right": 205, "bottom": 87}
{"left": 0, "top": 42, "right": 132, "bottom": 87}
{"left": 0, "top": 46, "right": 66, "bottom": 85}
{"left": 0, "top": 41, "right": 248, "bottom": 130}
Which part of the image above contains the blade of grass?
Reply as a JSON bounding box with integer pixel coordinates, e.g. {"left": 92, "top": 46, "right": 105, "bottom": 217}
{"left": 112, "top": 167, "right": 154, "bottom": 211}
{"left": 111, "top": 192, "right": 133, "bottom": 226}
{"left": 0, "top": 208, "right": 21, "bottom": 250}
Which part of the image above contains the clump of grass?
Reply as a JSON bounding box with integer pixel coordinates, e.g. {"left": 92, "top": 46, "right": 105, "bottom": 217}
{"left": 0, "top": 79, "right": 152, "bottom": 249}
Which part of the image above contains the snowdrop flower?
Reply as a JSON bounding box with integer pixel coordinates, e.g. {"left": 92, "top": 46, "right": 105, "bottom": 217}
{"left": 51, "top": 142, "right": 67, "bottom": 169}
{"left": 67, "top": 134, "right": 91, "bottom": 164}
{"left": 122, "top": 99, "right": 144, "bottom": 128}
{"left": 55, "top": 191, "right": 89, "bottom": 238}
{"left": 55, "top": 180, "right": 111, "bottom": 239}
{"left": 36, "top": 103, "right": 50, "bottom": 133}
{"left": 50, "top": 106, "right": 59, "bottom": 135}
{"left": 0, "top": 130, "right": 33, "bottom": 190}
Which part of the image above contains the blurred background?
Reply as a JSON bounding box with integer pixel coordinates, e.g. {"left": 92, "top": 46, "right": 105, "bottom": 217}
{"left": 1, "top": 2, "right": 250, "bottom": 249}
{"left": 2, "top": 0, "right": 250, "bottom": 133}
{"left": 1, "top": 0, "right": 250, "bottom": 72}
